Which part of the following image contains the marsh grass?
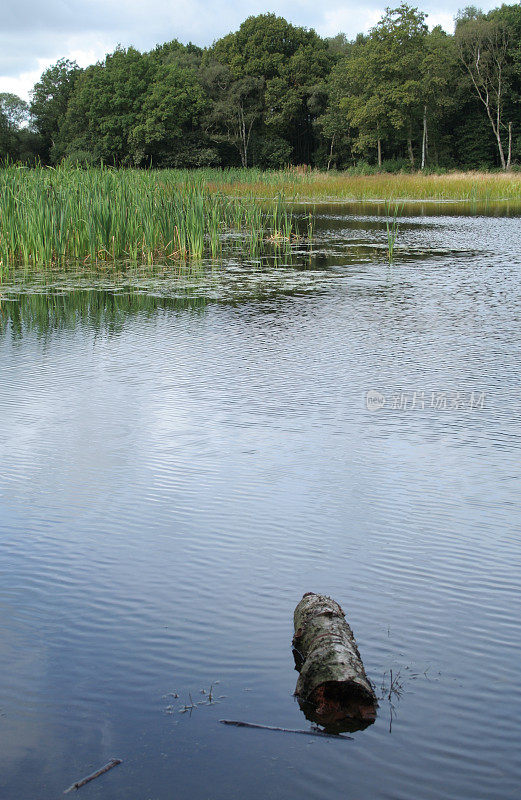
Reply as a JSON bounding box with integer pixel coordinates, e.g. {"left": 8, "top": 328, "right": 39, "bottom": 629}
{"left": 0, "top": 166, "right": 304, "bottom": 278}
{"left": 3, "top": 165, "right": 520, "bottom": 280}
{"left": 204, "top": 168, "right": 521, "bottom": 202}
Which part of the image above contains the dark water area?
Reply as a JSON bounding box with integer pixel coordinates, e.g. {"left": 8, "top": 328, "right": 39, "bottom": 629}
{"left": 1, "top": 207, "right": 520, "bottom": 799}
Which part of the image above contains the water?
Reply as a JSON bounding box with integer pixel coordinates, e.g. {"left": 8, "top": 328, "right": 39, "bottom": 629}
{"left": 1, "top": 206, "right": 520, "bottom": 800}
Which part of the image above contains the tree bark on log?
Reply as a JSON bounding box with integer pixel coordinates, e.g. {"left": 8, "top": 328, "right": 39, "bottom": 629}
{"left": 293, "top": 593, "right": 377, "bottom": 726}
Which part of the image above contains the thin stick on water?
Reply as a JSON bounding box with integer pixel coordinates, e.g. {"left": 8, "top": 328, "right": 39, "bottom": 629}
{"left": 219, "top": 720, "right": 353, "bottom": 740}
{"left": 63, "top": 758, "right": 122, "bottom": 793}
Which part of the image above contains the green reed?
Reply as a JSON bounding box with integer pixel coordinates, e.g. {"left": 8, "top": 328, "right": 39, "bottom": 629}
{"left": 306, "top": 208, "right": 315, "bottom": 241}
{"left": 0, "top": 166, "right": 305, "bottom": 278}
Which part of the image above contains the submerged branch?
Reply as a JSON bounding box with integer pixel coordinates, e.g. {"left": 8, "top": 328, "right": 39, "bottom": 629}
{"left": 220, "top": 719, "right": 353, "bottom": 740}
{"left": 63, "top": 758, "right": 122, "bottom": 793}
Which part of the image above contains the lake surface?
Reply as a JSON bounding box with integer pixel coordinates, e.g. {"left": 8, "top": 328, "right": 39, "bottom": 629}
{"left": 1, "top": 205, "right": 520, "bottom": 800}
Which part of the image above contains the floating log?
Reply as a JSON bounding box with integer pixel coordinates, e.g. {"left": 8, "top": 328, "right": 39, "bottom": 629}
{"left": 63, "top": 758, "right": 122, "bottom": 793}
{"left": 293, "top": 593, "right": 377, "bottom": 727}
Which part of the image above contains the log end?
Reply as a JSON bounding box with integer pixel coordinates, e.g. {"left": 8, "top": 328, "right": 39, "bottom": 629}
{"left": 297, "top": 693, "right": 376, "bottom": 733}
{"left": 310, "top": 680, "right": 377, "bottom": 725}
{"left": 295, "top": 678, "right": 377, "bottom": 731}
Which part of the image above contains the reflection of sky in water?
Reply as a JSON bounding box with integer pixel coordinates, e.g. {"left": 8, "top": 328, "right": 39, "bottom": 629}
{"left": 1, "top": 209, "right": 521, "bottom": 799}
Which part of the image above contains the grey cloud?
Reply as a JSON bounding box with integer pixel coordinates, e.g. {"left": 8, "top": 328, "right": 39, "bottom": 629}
{"left": 3, "top": 0, "right": 132, "bottom": 34}
{"left": 0, "top": 0, "right": 295, "bottom": 78}
{"left": 0, "top": 33, "right": 65, "bottom": 77}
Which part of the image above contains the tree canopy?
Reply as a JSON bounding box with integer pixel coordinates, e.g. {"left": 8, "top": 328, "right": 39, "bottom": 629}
{"left": 6, "top": 4, "right": 521, "bottom": 170}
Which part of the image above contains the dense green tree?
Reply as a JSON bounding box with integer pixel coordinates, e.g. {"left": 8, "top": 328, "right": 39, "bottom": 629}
{"left": 64, "top": 47, "right": 154, "bottom": 165}
{"left": 321, "top": 5, "right": 429, "bottom": 167}
{"left": 419, "top": 27, "right": 459, "bottom": 167}
{"left": 0, "top": 111, "right": 13, "bottom": 159}
{"left": 367, "top": 4, "right": 428, "bottom": 165}
{"left": 452, "top": 107, "right": 498, "bottom": 166}
{"left": 0, "top": 93, "right": 29, "bottom": 128}
{"left": 211, "top": 14, "right": 333, "bottom": 164}
{"left": 0, "top": 94, "right": 37, "bottom": 162}
{"left": 30, "top": 59, "right": 81, "bottom": 162}
{"left": 62, "top": 42, "right": 216, "bottom": 167}
{"left": 320, "top": 36, "right": 390, "bottom": 167}
{"left": 11, "top": 4, "right": 521, "bottom": 170}
{"left": 129, "top": 60, "right": 212, "bottom": 166}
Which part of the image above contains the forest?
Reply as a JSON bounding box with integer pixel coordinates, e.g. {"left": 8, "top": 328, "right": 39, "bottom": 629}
{"left": 1, "top": 3, "right": 521, "bottom": 171}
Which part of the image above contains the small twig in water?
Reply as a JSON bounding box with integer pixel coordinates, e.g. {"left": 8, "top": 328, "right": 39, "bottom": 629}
{"left": 179, "top": 693, "right": 198, "bottom": 714}
{"left": 201, "top": 683, "right": 215, "bottom": 702}
{"left": 63, "top": 758, "right": 122, "bottom": 794}
{"left": 380, "top": 668, "right": 405, "bottom": 702}
{"left": 220, "top": 720, "right": 352, "bottom": 740}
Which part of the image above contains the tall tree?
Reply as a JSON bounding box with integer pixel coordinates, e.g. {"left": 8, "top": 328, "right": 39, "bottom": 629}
{"left": 30, "top": 59, "right": 81, "bottom": 162}
{"left": 129, "top": 60, "right": 211, "bottom": 166}
{"left": 211, "top": 14, "right": 332, "bottom": 164}
{"left": 0, "top": 110, "right": 14, "bottom": 160}
{"left": 370, "top": 4, "right": 428, "bottom": 166}
{"left": 0, "top": 94, "right": 30, "bottom": 161}
{"left": 321, "top": 5, "right": 429, "bottom": 167}
{"left": 321, "top": 35, "right": 391, "bottom": 167}
{"left": 420, "top": 27, "right": 458, "bottom": 168}
{"left": 455, "top": 9, "right": 512, "bottom": 169}
{"left": 201, "top": 61, "right": 263, "bottom": 167}
{"left": 63, "top": 47, "right": 153, "bottom": 165}
{"left": 0, "top": 93, "right": 29, "bottom": 129}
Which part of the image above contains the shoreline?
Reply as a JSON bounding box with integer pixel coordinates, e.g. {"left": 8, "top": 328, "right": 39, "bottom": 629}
{"left": 228, "top": 195, "right": 521, "bottom": 205}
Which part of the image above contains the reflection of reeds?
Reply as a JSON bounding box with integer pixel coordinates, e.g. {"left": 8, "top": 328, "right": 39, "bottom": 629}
{"left": 380, "top": 669, "right": 405, "bottom": 701}
{"left": 0, "top": 289, "right": 209, "bottom": 336}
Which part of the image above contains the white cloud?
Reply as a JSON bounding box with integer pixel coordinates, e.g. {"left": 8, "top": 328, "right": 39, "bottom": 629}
{"left": 317, "top": 7, "right": 382, "bottom": 38}
{"left": 0, "top": 37, "right": 117, "bottom": 100}
{"left": 0, "top": 69, "right": 42, "bottom": 101}
{"left": 427, "top": 12, "right": 456, "bottom": 33}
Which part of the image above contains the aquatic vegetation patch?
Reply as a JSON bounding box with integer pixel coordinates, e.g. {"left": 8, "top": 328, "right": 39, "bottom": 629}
{"left": 206, "top": 168, "right": 521, "bottom": 203}
{"left": 0, "top": 166, "right": 308, "bottom": 278}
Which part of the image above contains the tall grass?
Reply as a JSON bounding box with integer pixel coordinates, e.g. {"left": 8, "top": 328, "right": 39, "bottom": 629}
{"left": 2, "top": 164, "right": 518, "bottom": 278}
{"left": 203, "top": 168, "right": 521, "bottom": 202}
{"left": 0, "top": 166, "right": 304, "bottom": 277}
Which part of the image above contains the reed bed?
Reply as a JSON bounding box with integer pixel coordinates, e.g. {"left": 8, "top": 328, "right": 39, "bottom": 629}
{"left": 2, "top": 164, "right": 519, "bottom": 278}
{"left": 89, "top": 165, "right": 521, "bottom": 202}
{"left": 204, "top": 168, "right": 521, "bottom": 202}
{"left": 0, "top": 166, "right": 303, "bottom": 276}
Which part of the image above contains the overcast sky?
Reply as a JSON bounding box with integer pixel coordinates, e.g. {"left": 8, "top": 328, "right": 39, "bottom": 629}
{"left": 1, "top": 0, "right": 499, "bottom": 100}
